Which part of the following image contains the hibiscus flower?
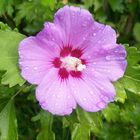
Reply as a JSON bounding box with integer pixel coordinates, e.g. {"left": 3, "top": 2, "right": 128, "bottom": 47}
{"left": 18, "top": 6, "right": 127, "bottom": 115}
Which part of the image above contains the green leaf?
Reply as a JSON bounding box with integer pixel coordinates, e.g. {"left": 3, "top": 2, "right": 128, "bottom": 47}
{"left": 121, "top": 75, "right": 140, "bottom": 95}
{"left": 0, "top": 22, "right": 12, "bottom": 31}
{"left": 41, "top": 0, "right": 56, "bottom": 10}
{"left": 64, "top": 108, "right": 102, "bottom": 140}
{"left": 0, "top": 29, "right": 26, "bottom": 87}
{"left": 126, "top": 47, "right": 140, "bottom": 66}
{"left": 108, "top": 0, "right": 124, "bottom": 13}
{"left": 0, "top": 99, "right": 18, "bottom": 140}
{"left": 114, "top": 81, "right": 127, "bottom": 103}
{"left": 102, "top": 103, "right": 120, "bottom": 122}
{"left": 0, "top": 0, "right": 14, "bottom": 16}
{"left": 71, "top": 108, "right": 102, "bottom": 140}
{"left": 76, "top": 108, "right": 102, "bottom": 134}
{"left": 72, "top": 123, "right": 90, "bottom": 140}
{"left": 133, "top": 22, "right": 140, "bottom": 42}
{"left": 82, "top": 0, "right": 102, "bottom": 11}
{"left": 36, "top": 111, "right": 55, "bottom": 140}
{"left": 121, "top": 47, "right": 140, "bottom": 95}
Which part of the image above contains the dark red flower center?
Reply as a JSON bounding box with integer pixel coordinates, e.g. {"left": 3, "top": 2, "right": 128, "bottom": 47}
{"left": 52, "top": 47, "right": 86, "bottom": 80}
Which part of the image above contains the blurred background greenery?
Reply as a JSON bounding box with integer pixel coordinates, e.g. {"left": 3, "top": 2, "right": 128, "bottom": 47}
{"left": 0, "top": 0, "right": 140, "bottom": 140}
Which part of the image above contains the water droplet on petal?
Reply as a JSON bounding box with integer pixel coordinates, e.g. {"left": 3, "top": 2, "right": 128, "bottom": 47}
{"left": 51, "top": 38, "right": 55, "bottom": 41}
{"left": 105, "top": 56, "right": 111, "bottom": 61}
{"left": 57, "top": 94, "right": 61, "bottom": 98}
{"left": 33, "top": 67, "right": 38, "bottom": 70}
{"left": 19, "top": 61, "right": 22, "bottom": 65}
{"left": 113, "top": 33, "right": 116, "bottom": 37}
{"left": 82, "top": 23, "right": 87, "bottom": 27}
{"left": 74, "top": 90, "right": 77, "bottom": 94}
{"left": 87, "top": 56, "right": 91, "bottom": 59}
{"left": 83, "top": 98, "right": 87, "bottom": 101}
{"left": 83, "top": 37, "right": 86, "bottom": 40}
{"left": 118, "top": 56, "right": 125, "bottom": 60}
{"left": 107, "top": 70, "right": 111, "bottom": 73}
{"left": 67, "top": 96, "right": 70, "bottom": 99}
{"left": 72, "top": 83, "right": 75, "bottom": 87}
{"left": 100, "top": 87, "right": 104, "bottom": 90}
{"left": 89, "top": 90, "right": 94, "bottom": 95}
{"left": 87, "top": 17, "right": 91, "bottom": 21}
{"left": 25, "top": 66, "right": 29, "bottom": 70}
{"left": 103, "top": 96, "right": 109, "bottom": 102}
{"left": 97, "top": 101, "right": 106, "bottom": 109}
{"left": 20, "top": 55, "right": 23, "bottom": 58}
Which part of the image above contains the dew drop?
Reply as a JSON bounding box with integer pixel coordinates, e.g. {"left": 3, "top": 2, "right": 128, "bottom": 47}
{"left": 72, "top": 11, "right": 76, "bottom": 16}
{"left": 107, "top": 70, "right": 111, "bottom": 73}
{"left": 25, "top": 66, "right": 29, "bottom": 70}
{"left": 118, "top": 56, "right": 124, "bottom": 60}
{"left": 112, "top": 33, "right": 116, "bottom": 37}
{"left": 82, "top": 23, "right": 87, "bottom": 27}
{"left": 41, "top": 102, "right": 46, "bottom": 108}
{"left": 74, "top": 90, "right": 77, "bottom": 94}
{"left": 72, "top": 83, "right": 75, "bottom": 87}
{"left": 19, "top": 61, "right": 22, "bottom": 65}
{"left": 83, "top": 98, "right": 87, "bottom": 101}
{"left": 67, "top": 95, "right": 70, "bottom": 99}
{"left": 87, "top": 17, "right": 91, "bottom": 21}
{"left": 33, "top": 67, "right": 38, "bottom": 70}
{"left": 57, "top": 95, "right": 60, "bottom": 99}
{"left": 50, "top": 106, "right": 54, "bottom": 111}
{"left": 74, "top": 31, "right": 77, "bottom": 34}
{"left": 103, "top": 96, "right": 109, "bottom": 102}
{"left": 20, "top": 54, "right": 23, "bottom": 58}
{"left": 100, "top": 95, "right": 109, "bottom": 102}
{"left": 89, "top": 90, "right": 94, "bottom": 95}
{"left": 100, "top": 87, "right": 104, "bottom": 90}
{"left": 83, "top": 37, "right": 86, "bottom": 40}
{"left": 97, "top": 102, "right": 105, "bottom": 109}
{"left": 51, "top": 38, "right": 55, "bottom": 41}
{"left": 87, "top": 56, "right": 91, "bottom": 59}
{"left": 100, "top": 95, "right": 104, "bottom": 99}
{"left": 105, "top": 56, "right": 111, "bottom": 61}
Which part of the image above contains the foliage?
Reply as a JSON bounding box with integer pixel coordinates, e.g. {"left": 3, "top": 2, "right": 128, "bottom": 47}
{"left": 0, "top": 0, "right": 140, "bottom": 140}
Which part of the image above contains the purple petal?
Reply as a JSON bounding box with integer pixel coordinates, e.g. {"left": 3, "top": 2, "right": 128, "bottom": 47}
{"left": 69, "top": 73, "right": 115, "bottom": 112}
{"left": 81, "top": 22, "right": 117, "bottom": 55}
{"left": 36, "top": 68, "right": 76, "bottom": 115}
{"left": 85, "top": 45, "right": 127, "bottom": 81}
{"left": 54, "top": 5, "right": 94, "bottom": 47}
{"left": 37, "top": 22, "right": 65, "bottom": 50}
{"left": 19, "top": 37, "right": 53, "bottom": 84}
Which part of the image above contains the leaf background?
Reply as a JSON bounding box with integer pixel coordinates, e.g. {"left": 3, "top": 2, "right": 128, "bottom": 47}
{"left": 0, "top": 0, "right": 140, "bottom": 140}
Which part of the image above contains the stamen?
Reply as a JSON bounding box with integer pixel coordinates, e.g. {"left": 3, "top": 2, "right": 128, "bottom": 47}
{"left": 77, "top": 64, "right": 86, "bottom": 71}
{"left": 61, "top": 56, "right": 86, "bottom": 71}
